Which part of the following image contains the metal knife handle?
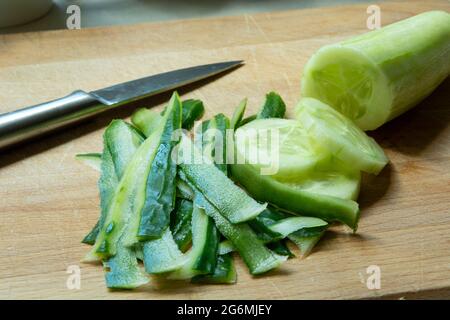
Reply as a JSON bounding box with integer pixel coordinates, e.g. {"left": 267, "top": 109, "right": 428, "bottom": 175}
{"left": 0, "top": 90, "right": 106, "bottom": 149}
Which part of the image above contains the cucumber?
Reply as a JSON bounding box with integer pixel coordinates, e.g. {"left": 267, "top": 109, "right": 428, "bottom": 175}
{"left": 301, "top": 11, "right": 450, "bottom": 130}
{"left": 168, "top": 205, "right": 219, "bottom": 279}
{"left": 200, "top": 114, "right": 230, "bottom": 174}
{"left": 267, "top": 216, "right": 327, "bottom": 238}
{"left": 170, "top": 198, "right": 194, "bottom": 252}
{"left": 179, "top": 171, "right": 287, "bottom": 275}
{"left": 132, "top": 99, "right": 204, "bottom": 136}
{"left": 191, "top": 253, "right": 237, "bottom": 284}
{"left": 234, "top": 118, "right": 329, "bottom": 179}
{"left": 288, "top": 226, "right": 327, "bottom": 257}
{"left": 218, "top": 240, "right": 235, "bottom": 255}
{"left": 88, "top": 93, "right": 181, "bottom": 259}
{"left": 231, "top": 163, "right": 360, "bottom": 230}
{"left": 267, "top": 241, "right": 294, "bottom": 258}
{"left": 178, "top": 135, "right": 267, "bottom": 224}
{"left": 256, "top": 92, "right": 286, "bottom": 119}
{"left": 81, "top": 120, "right": 148, "bottom": 288}
{"left": 230, "top": 98, "right": 247, "bottom": 130}
{"left": 75, "top": 153, "right": 101, "bottom": 172}
{"left": 181, "top": 99, "right": 205, "bottom": 130}
{"left": 142, "top": 228, "right": 187, "bottom": 274}
{"left": 295, "top": 98, "right": 388, "bottom": 174}
{"left": 82, "top": 120, "right": 144, "bottom": 248}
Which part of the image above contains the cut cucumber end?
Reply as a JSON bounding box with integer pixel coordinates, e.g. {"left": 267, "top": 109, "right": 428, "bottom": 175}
{"left": 301, "top": 45, "right": 393, "bottom": 131}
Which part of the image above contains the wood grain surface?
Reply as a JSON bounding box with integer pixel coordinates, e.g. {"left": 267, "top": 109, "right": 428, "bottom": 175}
{"left": 0, "top": 0, "right": 449, "bottom": 299}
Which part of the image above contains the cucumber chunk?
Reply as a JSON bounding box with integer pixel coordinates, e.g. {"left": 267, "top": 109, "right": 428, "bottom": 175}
{"left": 301, "top": 11, "right": 450, "bottom": 130}
{"left": 295, "top": 97, "right": 388, "bottom": 174}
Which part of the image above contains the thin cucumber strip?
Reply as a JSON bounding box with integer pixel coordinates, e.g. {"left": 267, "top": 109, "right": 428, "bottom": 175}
{"left": 103, "top": 243, "right": 148, "bottom": 289}
{"left": 143, "top": 228, "right": 187, "bottom": 274}
{"left": 168, "top": 205, "right": 219, "bottom": 279}
{"left": 295, "top": 98, "right": 388, "bottom": 175}
{"left": 178, "top": 135, "right": 267, "bottom": 224}
{"left": 267, "top": 217, "right": 327, "bottom": 238}
{"left": 131, "top": 108, "right": 162, "bottom": 138}
{"left": 88, "top": 94, "right": 181, "bottom": 258}
{"left": 82, "top": 120, "right": 144, "bottom": 248}
{"left": 267, "top": 240, "right": 294, "bottom": 258}
{"left": 288, "top": 226, "right": 327, "bottom": 258}
{"left": 179, "top": 171, "right": 286, "bottom": 275}
{"left": 170, "top": 199, "right": 194, "bottom": 252}
{"left": 256, "top": 91, "right": 286, "bottom": 119}
{"left": 218, "top": 240, "right": 235, "bottom": 255}
{"left": 176, "top": 179, "right": 194, "bottom": 200}
{"left": 231, "top": 164, "right": 360, "bottom": 230}
{"left": 247, "top": 207, "right": 289, "bottom": 243}
{"left": 137, "top": 93, "right": 182, "bottom": 240}
{"left": 75, "top": 153, "right": 101, "bottom": 172}
{"left": 191, "top": 253, "right": 237, "bottom": 284}
{"left": 301, "top": 11, "right": 450, "bottom": 130}
{"left": 239, "top": 114, "right": 257, "bottom": 127}
{"left": 200, "top": 114, "right": 230, "bottom": 174}
{"left": 181, "top": 99, "right": 205, "bottom": 130}
{"left": 230, "top": 98, "right": 247, "bottom": 130}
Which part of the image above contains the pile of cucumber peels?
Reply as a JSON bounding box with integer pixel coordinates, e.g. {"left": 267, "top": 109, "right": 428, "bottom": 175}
{"left": 77, "top": 11, "right": 449, "bottom": 289}
{"left": 77, "top": 91, "right": 385, "bottom": 289}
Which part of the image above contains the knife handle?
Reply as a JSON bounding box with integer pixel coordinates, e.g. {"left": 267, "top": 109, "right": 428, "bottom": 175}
{"left": 0, "top": 90, "right": 106, "bottom": 149}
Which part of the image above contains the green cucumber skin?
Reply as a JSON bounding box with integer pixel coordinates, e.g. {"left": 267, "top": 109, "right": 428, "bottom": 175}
{"left": 181, "top": 99, "right": 205, "bottom": 130}
{"left": 180, "top": 173, "right": 286, "bottom": 275}
{"left": 131, "top": 108, "right": 162, "bottom": 137}
{"left": 180, "top": 160, "right": 267, "bottom": 224}
{"left": 288, "top": 226, "right": 327, "bottom": 257}
{"left": 267, "top": 240, "right": 294, "bottom": 258}
{"left": 231, "top": 164, "right": 360, "bottom": 230}
{"left": 192, "top": 214, "right": 220, "bottom": 274}
{"left": 82, "top": 120, "right": 144, "bottom": 246}
{"left": 191, "top": 253, "right": 237, "bottom": 284}
{"left": 137, "top": 93, "right": 182, "bottom": 240}
{"left": 256, "top": 92, "right": 286, "bottom": 119}
{"left": 302, "top": 11, "right": 450, "bottom": 130}
{"left": 171, "top": 199, "right": 194, "bottom": 252}
{"left": 230, "top": 98, "right": 247, "bottom": 130}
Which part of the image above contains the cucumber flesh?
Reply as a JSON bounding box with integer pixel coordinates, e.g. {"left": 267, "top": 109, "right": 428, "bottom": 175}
{"left": 301, "top": 11, "right": 450, "bottom": 130}
{"left": 295, "top": 97, "right": 388, "bottom": 174}
{"left": 268, "top": 217, "right": 327, "bottom": 238}
{"left": 231, "top": 163, "right": 360, "bottom": 230}
{"left": 288, "top": 226, "right": 327, "bottom": 258}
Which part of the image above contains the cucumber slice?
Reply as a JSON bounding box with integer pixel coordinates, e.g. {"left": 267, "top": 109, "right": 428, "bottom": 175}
{"left": 231, "top": 163, "right": 360, "bottom": 230}
{"left": 235, "top": 118, "right": 329, "bottom": 179}
{"left": 75, "top": 153, "right": 102, "bottom": 172}
{"left": 301, "top": 11, "right": 450, "bottom": 130}
{"left": 295, "top": 97, "right": 388, "bottom": 174}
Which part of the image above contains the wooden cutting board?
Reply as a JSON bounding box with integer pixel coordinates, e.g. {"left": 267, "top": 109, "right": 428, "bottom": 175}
{"left": 0, "top": 0, "right": 449, "bottom": 300}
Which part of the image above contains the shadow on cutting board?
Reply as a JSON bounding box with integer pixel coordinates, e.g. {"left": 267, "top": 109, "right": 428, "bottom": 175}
{"left": 0, "top": 67, "right": 240, "bottom": 169}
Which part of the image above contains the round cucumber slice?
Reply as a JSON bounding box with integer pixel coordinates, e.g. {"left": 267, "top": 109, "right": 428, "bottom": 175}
{"left": 295, "top": 97, "right": 388, "bottom": 175}
{"left": 234, "top": 118, "right": 329, "bottom": 179}
{"left": 301, "top": 46, "right": 392, "bottom": 130}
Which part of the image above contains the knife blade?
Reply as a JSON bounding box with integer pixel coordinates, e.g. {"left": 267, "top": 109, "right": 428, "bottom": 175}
{"left": 0, "top": 60, "right": 243, "bottom": 149}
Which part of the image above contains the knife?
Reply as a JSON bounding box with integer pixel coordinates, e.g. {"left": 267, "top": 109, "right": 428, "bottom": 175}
{"left": 0, "top": 60, "right": 243, "bottom": 149}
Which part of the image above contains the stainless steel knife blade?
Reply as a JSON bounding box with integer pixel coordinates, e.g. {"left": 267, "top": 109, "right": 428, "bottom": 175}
{"left": 0, "top": 60, "right": 243, "bottom": 149}
{"left": 90, "top": 60, "right": 243, "bottom": 105}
